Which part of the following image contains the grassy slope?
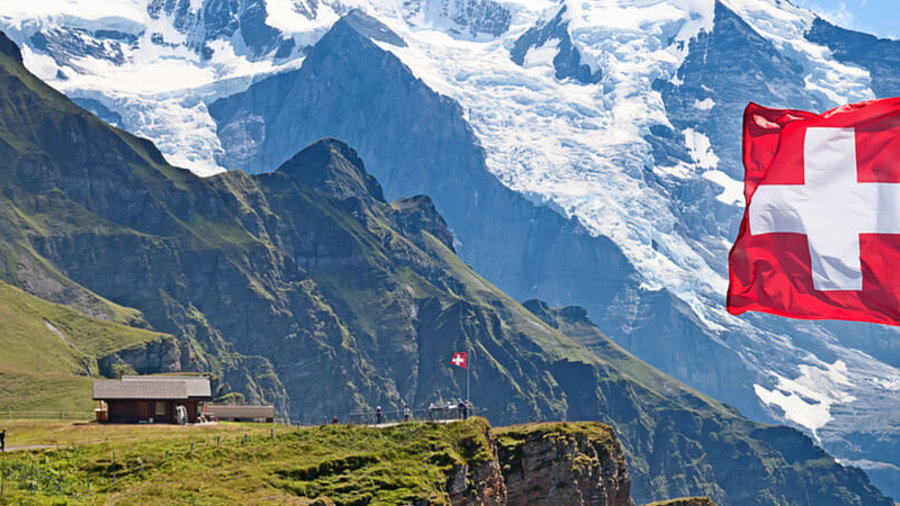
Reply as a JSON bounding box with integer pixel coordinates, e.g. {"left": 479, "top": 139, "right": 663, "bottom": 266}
{"left": 417, "top": 231, "right": 592, "bottom": 363}
{"left": 0, "top": 419, "right": 498, "bottom": 505}
{"left": 0, "top": 282, "right": 171, "bottom": 412}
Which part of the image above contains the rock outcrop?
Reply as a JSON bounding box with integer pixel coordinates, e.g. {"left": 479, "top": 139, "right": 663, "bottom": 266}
{"left": 496, "top": 423, "right": 633, "bottom": 506}
{"left": 445, "top": 420, "right": 633, "bottom": 506}
{"left": 97, "top": 337, "right": 186, "bottom": 377}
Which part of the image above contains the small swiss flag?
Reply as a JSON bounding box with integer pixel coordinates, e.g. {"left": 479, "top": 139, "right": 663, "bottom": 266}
{"left": 450, "top": 352, "right": 467, "bottom": 369}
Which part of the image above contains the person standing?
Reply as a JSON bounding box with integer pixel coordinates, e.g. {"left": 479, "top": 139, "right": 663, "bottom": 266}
{"left": 376, "top": 406, "right": 383, "bottom": 425}
{"left": 403, "top": 404, "right": 411, "bottom": 422}
{"left": 1, "top": 428, "right": 6, "bottom": 451}
{"left": 462, "top": 400, "right": 469, "bottom": 420}
{"left": 331, "top": 415, "right": 338, "bottom": 425}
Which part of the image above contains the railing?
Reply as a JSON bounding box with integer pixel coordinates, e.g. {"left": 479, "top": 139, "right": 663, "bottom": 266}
{"left": 343, "top": 405, "right": 474, "bottom": 425}
{"left": 0, "top": 410, "right": 94, "bottom": 421}
{"left": 0, "top": 408, "right": 475, "bottom": 426}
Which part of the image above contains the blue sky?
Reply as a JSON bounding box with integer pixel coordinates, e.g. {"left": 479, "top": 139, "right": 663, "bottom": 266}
{"left": 792, "top": 0, "right": 898, "bottom": 38}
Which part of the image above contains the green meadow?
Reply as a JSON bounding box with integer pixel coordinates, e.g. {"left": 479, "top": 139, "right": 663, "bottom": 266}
{"left": 0, "top": 418, "right": 497, "bottom": 505}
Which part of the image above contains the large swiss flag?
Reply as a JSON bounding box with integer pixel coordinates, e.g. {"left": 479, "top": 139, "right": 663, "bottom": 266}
{"left": 728, "top": 97, "right": 900, "bottom": 325}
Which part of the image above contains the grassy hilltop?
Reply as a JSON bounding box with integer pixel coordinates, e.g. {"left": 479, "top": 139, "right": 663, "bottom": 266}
{"left": 0, "top": 418, "right": 629, "bottom": 505}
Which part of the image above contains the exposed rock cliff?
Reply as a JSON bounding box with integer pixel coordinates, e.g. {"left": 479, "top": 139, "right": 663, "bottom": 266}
{"left": 97, "top": 337, "right": 187, "bottom": 377}
{"left": 443, "top": 420, "right": 634, "bottom": 506}
{"left": 496, "top": 423, "right": 633, "bottom": 506}
{"left": 447, "top": 419, "right": 507, "bottom": 505}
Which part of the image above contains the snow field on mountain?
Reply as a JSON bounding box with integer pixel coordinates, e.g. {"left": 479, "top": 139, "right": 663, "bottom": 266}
{"left": 384, "top": 1, "right": 739, "bottom": 323}
{"left": 0, "top": 0, "right": 147, "bottom": 25}
{"left": 755, "top": 341, "right": 900, "bottom": 437}
{"left": 264, "top": 0, "right": 342, "bottom": 33}
{"left": 720, "top": 0, "right": 872, "bottom": 106}
{"left": 3, "top": 5, "right": 308, "bottom": 176}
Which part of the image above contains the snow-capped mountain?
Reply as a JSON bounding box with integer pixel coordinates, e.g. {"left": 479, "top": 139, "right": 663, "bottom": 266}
{"left": 3, "top": 0, "right": 900, "bottom": 497}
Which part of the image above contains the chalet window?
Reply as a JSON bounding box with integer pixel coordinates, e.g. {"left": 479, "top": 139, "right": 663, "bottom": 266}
{"left": 155, "top": 401, "right": 166, "bottom": 416}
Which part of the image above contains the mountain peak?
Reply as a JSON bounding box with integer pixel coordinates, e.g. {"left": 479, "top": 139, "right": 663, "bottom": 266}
{"left": 391, "top": 195, "right": 456, "bottom": 252}
{"left": 339, "top": 9, "right": 407, "bottom": 47}
{"left": 0, "top": 30, "right": 23, "bottom": 64}
{"left": 277, "top": 138, "right": 385, "bottom": 202}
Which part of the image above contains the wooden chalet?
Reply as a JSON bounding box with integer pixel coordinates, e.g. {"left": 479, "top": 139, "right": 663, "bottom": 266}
{"left": 93, "top": 376, "right": 211, "bottom": 424}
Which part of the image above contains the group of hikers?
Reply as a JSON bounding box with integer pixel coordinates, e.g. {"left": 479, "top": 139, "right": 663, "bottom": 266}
{"left": 372, "top": 404, "right": 410, "bottom": 425}
{"left": 428, "top": 399, "right": 469, "bottom": 421}
{"left": 329, "top": 399, "right": 471, "bottom": 426}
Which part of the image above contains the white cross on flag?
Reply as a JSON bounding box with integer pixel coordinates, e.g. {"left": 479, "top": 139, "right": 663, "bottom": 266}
{"left": 728, "top": 97, "right": 900, "bottom": 325}
{"left": 450, "top": 352, "right": 467, "bottom": 369}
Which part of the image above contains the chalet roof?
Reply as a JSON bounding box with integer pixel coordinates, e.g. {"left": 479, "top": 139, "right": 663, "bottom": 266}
{"left": 121, "top": 375, "right": 212, "bottom": 398}
{"left": 93, "top": 380, "right": 188, "bottom": 400}
{"left": 206, "top": 405, "right": 275, "bottom": 419}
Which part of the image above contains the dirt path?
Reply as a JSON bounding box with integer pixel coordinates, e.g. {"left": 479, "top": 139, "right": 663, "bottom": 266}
{"left": 2, "top": 444, "right": 62, "bottom": 452}
{"left": 367, "top": 418, "right": 464, "bottom": 428}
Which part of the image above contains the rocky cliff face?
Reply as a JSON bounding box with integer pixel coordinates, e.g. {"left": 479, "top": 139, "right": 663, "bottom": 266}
{"left": 146, "top": 0, "right": 288, "bottom": 59}
{"left": 510, "top": 5, "right": 601, "bottom": 84}
{"left": 496, "top": 423, "right": 633, "bottom": 506}
{"left": 445, "top": 420, "right": 634, "bottom": 506}
{"left": 446, "top": 420, "right": 507, "bottom": 505}
{"left": 97, "top": 337, "right": 187, "bottom": 377}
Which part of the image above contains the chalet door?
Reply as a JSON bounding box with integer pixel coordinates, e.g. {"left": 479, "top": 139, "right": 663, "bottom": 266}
{"left": 155, "top": 401, "right": 167, "bottom": 420}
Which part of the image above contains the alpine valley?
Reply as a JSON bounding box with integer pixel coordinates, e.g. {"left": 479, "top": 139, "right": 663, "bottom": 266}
{"left": 0, "top": 0, "right": 899, "bottom": 502}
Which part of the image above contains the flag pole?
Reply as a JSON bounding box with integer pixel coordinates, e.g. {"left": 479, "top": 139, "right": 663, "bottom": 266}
{"left": 466, "top": 347, "right": 470, "bottom": 402}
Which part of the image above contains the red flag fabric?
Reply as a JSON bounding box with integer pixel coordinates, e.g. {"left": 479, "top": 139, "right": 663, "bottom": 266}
{"left": 450, "top": 352, "right": 467, "bottom": 369}
{"left": 728, "top": 97, "right": 900, "bottom": 325}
